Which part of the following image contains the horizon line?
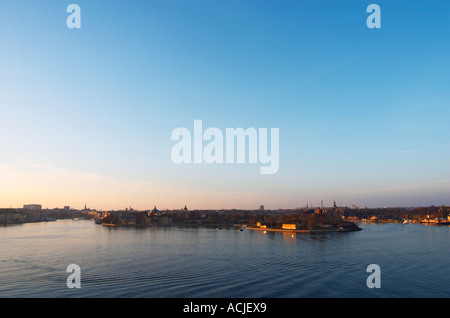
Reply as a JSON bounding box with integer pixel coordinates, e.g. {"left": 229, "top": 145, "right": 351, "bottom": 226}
{"left": 4, "top": 204, "right": 449, "bottom": 211}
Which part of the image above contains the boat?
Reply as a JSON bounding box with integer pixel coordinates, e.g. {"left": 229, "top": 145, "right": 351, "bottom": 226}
{"left": 403, "top": 220, "right": 410, "bottom": 224}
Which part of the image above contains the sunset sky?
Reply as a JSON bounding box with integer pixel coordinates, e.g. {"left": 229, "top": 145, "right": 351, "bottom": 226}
{"left": 1, "top": 0, "right": 450, "bottom": 210}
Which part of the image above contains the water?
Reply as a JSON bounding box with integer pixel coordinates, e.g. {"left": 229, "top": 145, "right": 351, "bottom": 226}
{"left": 0, "top": 220, "right": 449, "bottom": 298}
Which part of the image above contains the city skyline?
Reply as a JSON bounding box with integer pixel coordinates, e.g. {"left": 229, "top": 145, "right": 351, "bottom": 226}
{"left": 1, "top": 1, "right": 450, "bottom": 210}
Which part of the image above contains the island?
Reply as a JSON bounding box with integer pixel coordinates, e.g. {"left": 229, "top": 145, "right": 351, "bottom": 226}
{"left": 1, "top": 204, "right": 450, "bottom": 230}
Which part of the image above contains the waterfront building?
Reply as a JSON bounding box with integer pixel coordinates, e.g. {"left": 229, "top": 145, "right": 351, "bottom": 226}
{"left": 23, "top": 204, "right": 41, "bottom": 210}
{"left": 256, "top": 222, "right": 267, "bottom": 228}
{"left": 150, "top": 206, "right": 159, "bottom": 216}
{"left": 0, "top": 209, "right": 26, "bottom": 224}
{"left": 160, "top": 216, "right": 173, "bottom": 225}
{"left": 347, "top": 216, "right": 359, "bottom": 222}
{"left": 282, "top": 224, "right": 296, "bottom": 230}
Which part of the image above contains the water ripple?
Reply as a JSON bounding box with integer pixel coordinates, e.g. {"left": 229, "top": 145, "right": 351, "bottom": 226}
{"left": 1, "top": 221, "right": 450, "bottom": 297}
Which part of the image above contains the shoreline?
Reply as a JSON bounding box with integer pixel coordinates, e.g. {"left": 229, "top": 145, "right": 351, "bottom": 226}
{"left": 242, "top": 225, "right": 361, "bottom": 233}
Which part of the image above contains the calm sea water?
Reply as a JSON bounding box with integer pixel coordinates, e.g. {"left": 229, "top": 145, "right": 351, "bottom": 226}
{"left": 0, "top": 220, "right": 449, "bottom": 298}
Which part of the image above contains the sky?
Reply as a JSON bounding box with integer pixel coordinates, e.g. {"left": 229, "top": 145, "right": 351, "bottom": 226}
{"left": 0, "top": 0, "right": 449, "bottom": 210}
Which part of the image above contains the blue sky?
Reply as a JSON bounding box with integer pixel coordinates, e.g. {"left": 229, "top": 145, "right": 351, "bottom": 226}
{"left": 0, "top": 0, "right": 449, "bottom": 210}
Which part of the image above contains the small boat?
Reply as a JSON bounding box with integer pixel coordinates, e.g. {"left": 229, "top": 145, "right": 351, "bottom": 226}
{"left": 403, "top": 220, "right": 410, "bottom": 224}
{"left": 216, "top": 227, "right": 222, "bottom": 230}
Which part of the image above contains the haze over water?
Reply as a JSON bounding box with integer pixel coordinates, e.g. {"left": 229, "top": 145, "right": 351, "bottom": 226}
{"left": 1, "top": 220, "right": 449, "bottom": 298}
